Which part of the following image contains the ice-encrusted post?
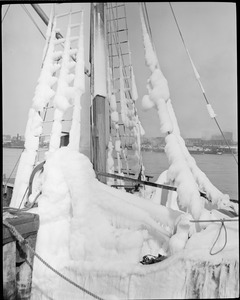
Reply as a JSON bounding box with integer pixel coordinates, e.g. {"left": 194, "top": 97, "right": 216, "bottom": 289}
{"left": 90, "top": 3, "right": 109, "bottom": 183}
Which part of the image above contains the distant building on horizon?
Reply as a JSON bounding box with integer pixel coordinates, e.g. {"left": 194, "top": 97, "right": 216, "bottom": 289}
{"left": 3, "top": 134, "right": 11, "bottom": 143}
{"left": 211, "top": 132, "right": 233, "bottom": 143}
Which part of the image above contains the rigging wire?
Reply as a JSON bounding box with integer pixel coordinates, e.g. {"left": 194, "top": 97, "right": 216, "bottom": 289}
{"left": 2, "top": 4, "right": 11, "bottom": 23}
{"left": 21, "top": 4, "right": 46, "bottom": 40}
{"left": 168, "top": 2, "right": 238, "bottom": 165}
{"left": 142, "top": 3, "right": 152, "bottom": 41}
{"left": 3, "top": 150, "right": 23, "bottom": 193}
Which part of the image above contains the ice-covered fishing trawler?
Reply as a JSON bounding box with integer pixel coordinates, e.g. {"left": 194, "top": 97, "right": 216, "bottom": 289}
{"left": 3, "top": 3, "right": 239, "bottom": 299}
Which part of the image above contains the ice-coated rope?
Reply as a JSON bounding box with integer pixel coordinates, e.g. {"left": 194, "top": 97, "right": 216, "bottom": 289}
{"left": 169, "top": 2, "right": 238, "bottom": 165}
{"left": 190, "top": 218, "right": 239, "bottom": 255}
{"left": 209, "top": 220, "right": 228, "bottom": 255}
{"left": 3, "top": 219, "right": 106, "bottom": 300}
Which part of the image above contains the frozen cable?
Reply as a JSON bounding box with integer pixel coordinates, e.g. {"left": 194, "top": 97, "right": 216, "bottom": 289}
{"left": 169, "top": 2, "right": 238, "bottom": 165}
{"left": 210, "top": 220, "right": 227, "bottom": 255}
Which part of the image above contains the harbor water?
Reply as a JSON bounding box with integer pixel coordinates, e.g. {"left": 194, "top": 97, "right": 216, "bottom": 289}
{"left": 2, "top": 147, "right": 238, "bottom": 200}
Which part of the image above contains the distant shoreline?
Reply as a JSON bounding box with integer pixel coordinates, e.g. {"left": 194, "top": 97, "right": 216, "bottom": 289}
{"left": 3, "top": 145, "right": 24, "bottom": 149}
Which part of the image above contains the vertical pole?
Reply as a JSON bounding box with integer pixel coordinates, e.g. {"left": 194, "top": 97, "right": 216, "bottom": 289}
{"left": 90, "top": 3, "right": 108, "bottom": 183}
{"left": 3, "top": 242, "right": 17, "bottom": 299}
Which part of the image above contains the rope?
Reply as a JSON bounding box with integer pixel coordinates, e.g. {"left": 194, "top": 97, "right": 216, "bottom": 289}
{"left": 3, "top": 219, "right": 105, "bottom": 300}
{"left": 142, "top": 3, "right": 153, "bottom": 42}
{"left": 190, "top": 218, "right": 238, "bottom": 256}
{"left": 210, "top": 220, "right": 227, "bottom": 255}
{"left": 2, "top": 4, "right": 11, "bottom": 23}
{"left": 169, "top": 2, "right": 238, "bottom": 165}
{"left": 3, "top": 149, "right": 23, "bottom": 193}
{"left": 21, "top": 4, "right": 46, "bottom": 40}
{"left": 18, "top": 186, "right": 29, "bottom": 210}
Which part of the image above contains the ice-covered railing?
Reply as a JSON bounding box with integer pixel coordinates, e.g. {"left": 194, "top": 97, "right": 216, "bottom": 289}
{"left": 139, "top": 4, "right": 232, "bottom": 219}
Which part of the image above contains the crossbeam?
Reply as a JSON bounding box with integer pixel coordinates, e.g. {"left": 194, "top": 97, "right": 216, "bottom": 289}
{"left": 96, "top": 171, "right": 238, "bottom": 204}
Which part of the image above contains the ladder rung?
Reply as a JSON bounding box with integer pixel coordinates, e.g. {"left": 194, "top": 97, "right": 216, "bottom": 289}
{"left": 56, "top": 10, "right": 83, "bottom": 19}
{"left": 108, "top": 40, "right": 128, "bottom": 46}
{"left": 113, "top": 76, "right": 130, "bottom": 81}
{"left": 70, "top": 23, "right": 81, "bottom": 28}
{"left": 114, "top": 88, "right": 131, "bottom": 92}
{"left": 54, "top": 38, "right": 65, "bottom": 45}
{"left": 43, "top": 106, "right": 54, "bottom": 110}
{"left": 114, "top": 170, "right": 135, "bottom": 176}
{"left": 107, "top": 17, "right": 126, "bottom": 22}
{"left": 107, "top": 28, "right": 128, "bottom": 34}
{"left": 70, "top": 36, "right": 79, "bottom": 42}
{"left": 107, "top": 4, "right": 125, "bottom": 9}
{"left": 42, "top": 119, "right": 72, "bottom": 124}
{"left": 113, "top": 65, "right": 131, "bottom": 69}
{"left": 109, "top": 53, "right": 130, "bottom": 57}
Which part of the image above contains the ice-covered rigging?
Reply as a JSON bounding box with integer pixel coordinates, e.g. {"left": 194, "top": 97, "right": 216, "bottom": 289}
{"left": 106, "top": 3, "right": 145, "bottom": 186}
{"left": 10, "top": 9, "right": 85, "bottom": 209}
{"left": 139, "top": 2, "right": 233, "bottom": 219}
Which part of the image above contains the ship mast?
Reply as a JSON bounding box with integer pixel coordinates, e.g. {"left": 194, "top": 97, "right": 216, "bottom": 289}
{"left": 89, "top": 3, "right": 109, "bottom": 182}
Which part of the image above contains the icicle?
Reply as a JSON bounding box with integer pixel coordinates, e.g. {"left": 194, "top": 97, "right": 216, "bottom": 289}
{"left": 166, "top": 99, "right": 181, "bottom": 136}
{"left": 142, "top": 94, "right": 154, "bottom": 111}
{"left": 115, "top": 140, "right": 121, "bottom": 152}
{"left": 130, "top": 66, "right": 138, "bottom": 101}
{"left": 106, "top": 138, "right": 115, "bottom": 186}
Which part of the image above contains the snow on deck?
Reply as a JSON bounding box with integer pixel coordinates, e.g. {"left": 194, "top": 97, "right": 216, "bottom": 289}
{"left": 30, "top": 147, "right": 238, "bottom": 299}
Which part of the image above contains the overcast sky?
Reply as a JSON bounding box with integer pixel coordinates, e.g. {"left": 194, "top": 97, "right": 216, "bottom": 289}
{"left": 2, "top": 2, "right": 237, "bottom": 141}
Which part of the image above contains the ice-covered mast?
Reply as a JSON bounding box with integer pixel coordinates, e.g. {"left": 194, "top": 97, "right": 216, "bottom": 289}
{"left": 139, "top": 3, "right": 232, "bottom": 219}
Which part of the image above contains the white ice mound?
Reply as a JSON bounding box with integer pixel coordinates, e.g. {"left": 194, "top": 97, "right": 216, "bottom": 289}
{"left": 31, "top": 147, "right": 239, "bottom": 300}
